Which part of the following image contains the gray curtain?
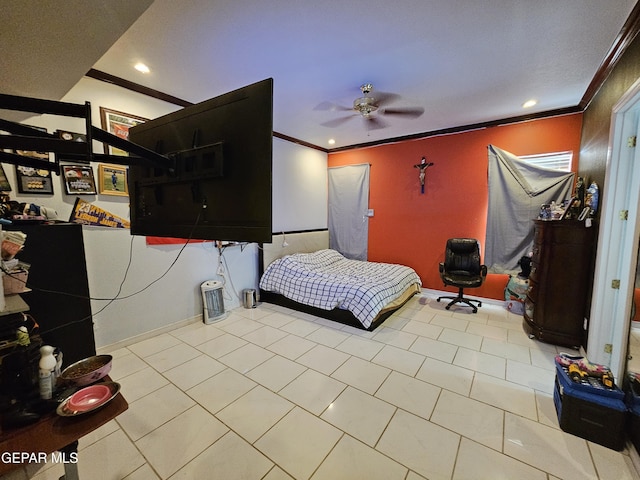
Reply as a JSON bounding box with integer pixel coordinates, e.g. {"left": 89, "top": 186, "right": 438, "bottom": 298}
{"left": 485, "top": 145, "right": 575, "bottom": 274}
{"left": 328, "top": 164, "right": 370, "bottom": 260}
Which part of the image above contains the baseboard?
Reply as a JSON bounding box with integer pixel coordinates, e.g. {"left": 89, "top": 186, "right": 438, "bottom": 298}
{"left": 96, "top": 314, "right": 203, "bottom": 354}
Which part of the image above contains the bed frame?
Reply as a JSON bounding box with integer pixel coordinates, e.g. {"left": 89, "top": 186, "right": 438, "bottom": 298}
{"left": 258, "top": 229, "right": 419, "bottom": 331}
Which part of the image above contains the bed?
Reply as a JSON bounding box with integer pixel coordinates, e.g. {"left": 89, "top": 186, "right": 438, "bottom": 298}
{"left": 259, "top": 230, "right": 422, "bottom": 331}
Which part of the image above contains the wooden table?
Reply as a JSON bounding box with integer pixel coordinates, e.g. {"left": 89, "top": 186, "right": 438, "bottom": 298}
{"left": 0, "top": 385, "right": 127, "bottom": 478}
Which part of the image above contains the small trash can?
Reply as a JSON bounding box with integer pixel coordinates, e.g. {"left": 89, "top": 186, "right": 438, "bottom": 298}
{"left": 243, "top": 289, "right": 257, "bottom": 308}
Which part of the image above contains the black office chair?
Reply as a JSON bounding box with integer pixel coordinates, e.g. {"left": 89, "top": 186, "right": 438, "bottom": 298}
{"left": 437, "top": 238, "right": 487, "bottom": 313}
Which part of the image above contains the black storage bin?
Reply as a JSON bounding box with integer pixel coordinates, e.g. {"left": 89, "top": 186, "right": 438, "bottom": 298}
{"left": 624, "top": 374, "right": 640, "bottom": 453}
{"left": 553, "top": 361, "right": 627, "bottom": 451}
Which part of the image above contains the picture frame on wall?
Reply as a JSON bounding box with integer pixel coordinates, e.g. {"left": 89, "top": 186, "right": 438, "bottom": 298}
{"left": 61, "top": 165, "right": 97, "bottom": 195}
{"left": 99, "top": 107, "right": 147, "bottom": 156}
{"left": 14, "top": 164, "right": 54, "bottom": 195}
{"left": 12, "top": 125, "right": 54, "bottom": 194}
{"left": 14, "top": 126, "right": 50, "bottom": 163}
{"left": 0, "top": 163, "right": 12, "bottom": 191}
{"left": 55, "top": 129, "right": 89, "bottom": 166}
{"left": 57, "top": 129, "right": 87, "bottom": 143}
{"left": 98, "top": 163, "right": 128, "bottom": 196}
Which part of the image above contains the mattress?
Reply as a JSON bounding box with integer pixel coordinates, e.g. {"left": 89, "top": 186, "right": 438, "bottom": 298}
{"left": 259, "top": 249, "right": 422, "bottom": 328}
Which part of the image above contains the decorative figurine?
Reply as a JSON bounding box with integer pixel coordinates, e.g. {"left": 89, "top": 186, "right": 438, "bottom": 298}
{"left": 575, "top": 176, "right": 585, "bottom": 207}
{"left": 586, "top": 182, "right": 599, "bottom": 216}
{"left": 414, "top": 157, "right": 434, "bottom": 194}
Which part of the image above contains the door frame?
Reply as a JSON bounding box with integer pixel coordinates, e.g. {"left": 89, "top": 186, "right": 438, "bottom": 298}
{"left": 588, "top": 76, "right": 640, "bottom": 381}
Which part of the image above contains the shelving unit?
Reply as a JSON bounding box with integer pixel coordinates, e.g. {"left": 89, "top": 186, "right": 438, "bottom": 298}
{"left": 4, "top": 222, "right": 96, "bottom": 365}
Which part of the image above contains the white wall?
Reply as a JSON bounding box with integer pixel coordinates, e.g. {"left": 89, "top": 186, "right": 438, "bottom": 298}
{"left": 10, "top": 77, "right": 327, "bottom": 348}
{"left": 272, "top": 138, "right": 328, "bottom": 232}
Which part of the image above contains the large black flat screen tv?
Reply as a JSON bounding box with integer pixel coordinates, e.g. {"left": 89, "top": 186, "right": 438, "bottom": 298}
{"left": 128, "top": 78, "right": 273, "bottom": 243}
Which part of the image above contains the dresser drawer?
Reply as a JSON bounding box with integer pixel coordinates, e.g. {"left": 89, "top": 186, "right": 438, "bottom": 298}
{"left": 531, "top": 244, "right": 542, "bottom": 262}
{"left": 525, "top": 297, "right": 535, "bottom": 320}
{"left": 526, "top": 279, "right": 538, "bottom": 302}
{"left": 529, "top": 261, "right": 540, "bottom": 282}
{"left": 534, "top": 224, "right": 546, "bottom": 244}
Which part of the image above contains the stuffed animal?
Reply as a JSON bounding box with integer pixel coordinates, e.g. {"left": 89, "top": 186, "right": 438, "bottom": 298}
{"left": 0, "top": 200, "right": 57, "bottom": 220}
{"left": 504, "top": 255, "right": 533, "bottom": 314}
{"left": 21, "top": 203, "right": 57, "bottom": 220}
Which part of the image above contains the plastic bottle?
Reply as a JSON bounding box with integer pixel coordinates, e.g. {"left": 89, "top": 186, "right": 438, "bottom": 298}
{"left": 39, "top": 345, "right": 56, "bottom": 400}
{"left": 54, "top": 349, "right": 63, "bottom": 379}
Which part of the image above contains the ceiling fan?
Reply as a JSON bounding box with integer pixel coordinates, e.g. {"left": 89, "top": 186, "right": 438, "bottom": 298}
{"left": 316, "top": 83, "right": 424, "bottom": 130}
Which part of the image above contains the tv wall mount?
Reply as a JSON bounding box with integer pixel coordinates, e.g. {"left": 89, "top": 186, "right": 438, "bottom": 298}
{"left": 0, "top": 93, "right": 174, "bottom": 174}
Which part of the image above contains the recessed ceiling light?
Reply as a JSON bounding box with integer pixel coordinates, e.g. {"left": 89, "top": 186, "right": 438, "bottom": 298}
{"left": 328, "top": 138, "right": 336, "bottom": 145}
{"left": 134, "top": 63, "right": 150, "bottom": 74}
{"left": 522, "top": 99, "right": 537, "bottom": 108}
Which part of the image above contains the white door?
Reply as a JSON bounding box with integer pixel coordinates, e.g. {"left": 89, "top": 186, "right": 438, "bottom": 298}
{"left": 588, "top": 77, "right": 640, "bottom": 382}
{"left": 328, "top": 164, "right": 370, "bottom": 260}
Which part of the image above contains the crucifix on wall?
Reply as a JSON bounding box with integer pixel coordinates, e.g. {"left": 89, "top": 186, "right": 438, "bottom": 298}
{"left": 414, "top": 157, "right": 434, "bottom": 194}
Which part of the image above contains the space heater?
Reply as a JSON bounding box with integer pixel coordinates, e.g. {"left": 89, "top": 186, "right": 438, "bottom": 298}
{"left": 201, "top": 280, "right": 226, "bottom": 324}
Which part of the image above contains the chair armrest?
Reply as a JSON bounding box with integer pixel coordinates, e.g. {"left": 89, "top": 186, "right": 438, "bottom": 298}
{"left": 480, "top": 265, "right": 488, "bottom": 277}
{"left": 439, "top": 262, "right": 445, "bottom": 274}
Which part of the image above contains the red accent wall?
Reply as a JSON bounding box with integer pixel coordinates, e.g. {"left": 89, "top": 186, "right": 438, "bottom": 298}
{"left": 328, "top": 113, "right": 583, "bottom": 300}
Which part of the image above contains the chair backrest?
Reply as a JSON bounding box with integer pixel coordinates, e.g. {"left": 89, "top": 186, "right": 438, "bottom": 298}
{"left": 443, "top": 238, "right": 482, "bottom": 275}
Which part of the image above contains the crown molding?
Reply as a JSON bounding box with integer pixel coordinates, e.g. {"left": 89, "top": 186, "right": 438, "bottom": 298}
{"left": 580, "top": 1, "right": 640, "bottom": 109}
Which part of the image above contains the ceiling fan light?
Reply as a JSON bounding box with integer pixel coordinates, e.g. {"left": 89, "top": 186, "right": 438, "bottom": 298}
{"left": 360, "top": 83, "right": 374, "bottom": 95}
{"left": 354, "top": 96, "right": 378, "bottom": 116}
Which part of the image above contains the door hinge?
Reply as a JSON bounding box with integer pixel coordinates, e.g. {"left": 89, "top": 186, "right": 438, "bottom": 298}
{"left": 620, "top": 210, "right": 629, "bottom": 220}
{"left": 628, "top": 135, "right": 637, "bottom": 147}
{"left": 612, "top": 279, "right": 621, "bottom": 289}
{"left": 605, "top": 343, "right": 613, "bottom": 354}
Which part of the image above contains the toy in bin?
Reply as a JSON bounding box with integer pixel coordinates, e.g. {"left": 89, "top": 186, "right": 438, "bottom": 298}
{"left": 555, "top": 353, "right": 614, "bottom": 389}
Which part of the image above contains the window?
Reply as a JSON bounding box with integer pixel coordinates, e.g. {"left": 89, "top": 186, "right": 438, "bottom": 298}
{"left": 519, "top": 151, "right": 573, "bottom": 172}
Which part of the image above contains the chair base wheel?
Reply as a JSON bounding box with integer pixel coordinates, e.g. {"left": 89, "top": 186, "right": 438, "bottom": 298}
{"left": 437, "top": 287, "right": 482, "bottom": 313}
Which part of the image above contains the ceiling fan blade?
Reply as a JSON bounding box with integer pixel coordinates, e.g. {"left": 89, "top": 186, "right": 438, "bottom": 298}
{"left": 314, "top": 101, "right": 352, "bottom": 112}
{"left": 320, "top": 115, "right": 356, "bottom": 128}
{"left": 364, "top": 116, "right": 388, "bottom": 131}
{"left": 381, "top": 107, "right": 425, "bottom": 118}
{"left": 373, "top": 91, "right": 401, "bottom": 106}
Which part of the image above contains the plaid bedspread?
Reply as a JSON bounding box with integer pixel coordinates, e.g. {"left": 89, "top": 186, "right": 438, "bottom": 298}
{"left": 259, "top": 249, "right": 422, "bottom": 328}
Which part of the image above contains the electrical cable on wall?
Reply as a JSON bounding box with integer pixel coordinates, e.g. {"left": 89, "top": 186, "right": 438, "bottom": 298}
{"left": 213, "top": 241, "right": 242, "bottom": 307}
{"left": 14, "top": 203, "right": 207, "bottom": 336}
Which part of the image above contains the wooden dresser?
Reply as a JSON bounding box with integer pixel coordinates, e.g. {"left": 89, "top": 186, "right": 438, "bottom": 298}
{"left": 523, "top": 219, "right": 596, "bottom": 348}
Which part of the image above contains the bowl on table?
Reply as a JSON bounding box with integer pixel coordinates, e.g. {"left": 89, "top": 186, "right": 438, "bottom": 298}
{"left": 67, "top": 384, "right": 112, "bottom": 412}
{"left": 58, "top": 355, "right": 113, "bottom": 386}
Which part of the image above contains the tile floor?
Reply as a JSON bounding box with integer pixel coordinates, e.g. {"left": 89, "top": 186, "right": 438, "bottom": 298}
{"left": 6, "top": 292, "right": 640, "bottom": 480}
